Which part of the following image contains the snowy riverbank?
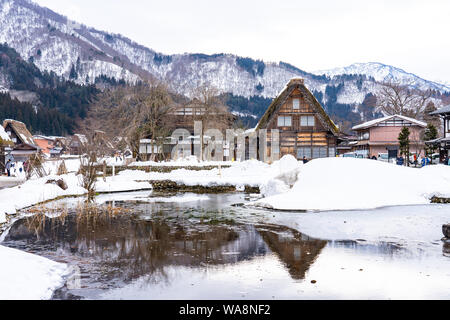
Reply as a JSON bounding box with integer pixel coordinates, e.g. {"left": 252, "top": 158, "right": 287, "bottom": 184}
{"left": 0, "top": 172, "right": 152, "bottom": 224}
{"left": 2, "top": 156, "right": 450, "bottom": 223}
{"left": 0, "top": 245, "right": 69, "bottom": 300}
{"left": 253, "top": 157, "right": 450, "bottom": 211}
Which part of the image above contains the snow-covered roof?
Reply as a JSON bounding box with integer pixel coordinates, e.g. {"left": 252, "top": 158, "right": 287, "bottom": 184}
{"left": 352, "top": 115, "right": 427, "bottom": 130}
{"left": 2, "top": 119, "right": 37, "bottom": 146}
{"left": 74, "top": 134, "right": 88, "bottom": 145}
{"left": 33, "top": 135, "right": 56, "bottom": 141}
{"left": 256, "top": 78, "right": 339, "bottom": 135}
{"left": 0, "top": 125, "right": 12, "bottom": 143}
{"left": 430, "top": 105, "right": 450, "bottom": 115}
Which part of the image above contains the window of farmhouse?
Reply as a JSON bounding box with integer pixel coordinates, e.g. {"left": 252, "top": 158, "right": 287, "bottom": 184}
{"left": 297, "top": 147, "right": 311, "bottom": 159}
{"left": 328, "top": 147, "right": 336, "bottom": 157}
{"left": 300, "top": 116, "right": 315, "bottom": 126}
{"left": 278, "top": 116, "right": 292, "bottom": 127}
{"left": 447, "top": 119, "right": 450, "bottom": 132}
{"left": 312, "top": 147, "right": 328, "bottom": 158}
{"left": 293, "top": 98, "right": 300, "bottom": 109}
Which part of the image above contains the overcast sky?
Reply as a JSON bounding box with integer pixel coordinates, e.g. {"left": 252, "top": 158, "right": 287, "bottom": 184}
{"left": 34, "top": 0, "right": 450, "bottom": 83}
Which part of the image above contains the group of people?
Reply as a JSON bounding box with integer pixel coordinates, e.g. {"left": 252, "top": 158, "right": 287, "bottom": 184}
{"left": 3, "top": 159, "right": 28, "bottom": 177}
{"left": 444, "top": 155, "right": 450, "bottom": 166}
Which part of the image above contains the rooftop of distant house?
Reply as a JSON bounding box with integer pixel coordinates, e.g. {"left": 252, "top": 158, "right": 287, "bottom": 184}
{"left": 352, "top": 114, "right": 427, "bottom": 131}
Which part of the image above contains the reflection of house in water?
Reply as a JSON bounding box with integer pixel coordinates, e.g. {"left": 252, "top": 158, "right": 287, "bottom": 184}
{"left": 256, "top": 224, "right": 327, "bottom": 280}
{"left": 5, "top": 205, "right": 334, "bottom": 284}
{"left": 3, "top": 213, "right": 266, "bottom": 282}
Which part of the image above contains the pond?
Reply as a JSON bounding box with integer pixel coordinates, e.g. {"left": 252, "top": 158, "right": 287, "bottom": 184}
{"left": 1, "top": 191, "right": 449, "bottom": 300}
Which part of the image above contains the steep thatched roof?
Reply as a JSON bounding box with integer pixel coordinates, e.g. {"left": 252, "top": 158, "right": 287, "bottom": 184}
{"left": 256, "top": 78, "right": 339, "bottom": 135}
{"left": 2, "top": 119, "right": 37, "bottom": 146}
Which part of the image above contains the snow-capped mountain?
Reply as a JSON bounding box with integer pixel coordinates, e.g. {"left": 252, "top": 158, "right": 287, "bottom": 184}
{"left": 0, "top": 0, "right": 448, "bottom": 127}
{"left": 313, "top": 62, "right": 450, "bottom": 93}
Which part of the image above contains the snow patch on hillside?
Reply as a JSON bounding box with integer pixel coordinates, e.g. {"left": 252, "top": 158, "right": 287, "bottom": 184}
{"left": 314, "top": 62, "right": 450, "bottom": 92}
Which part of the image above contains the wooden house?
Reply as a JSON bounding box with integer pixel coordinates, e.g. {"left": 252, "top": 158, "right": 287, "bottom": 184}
{"left": 2, "top": 119, "right": 40, "bottom": 162}
{"left": 256, "top": 78, "right": 339, "bottom": 160}
{"left": 139, "top": 101, "right": 236, "bottom": 160}
{"left": 68, "top": 134, "right": 88, "bottom": 155}
{"left": 352, "top": 114, "right": 427, "bottom": 159}
{"left": 426, "top": 105, "right": 450, "bottom": 162}
{"left": 33, "top": 135, "right": 55, "bottom": 156}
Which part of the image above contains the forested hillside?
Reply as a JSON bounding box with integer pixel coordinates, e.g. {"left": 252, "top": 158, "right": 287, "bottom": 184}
{"left": 0, "top": 43, "right": 98, "bottom": 135}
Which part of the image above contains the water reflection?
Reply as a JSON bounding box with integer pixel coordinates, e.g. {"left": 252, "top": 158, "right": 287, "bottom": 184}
{"left": 255, "top": 224, "right": 327, "bottom": 280}
{"left": 2, "top": 193, "right": 427, "bottom": 299}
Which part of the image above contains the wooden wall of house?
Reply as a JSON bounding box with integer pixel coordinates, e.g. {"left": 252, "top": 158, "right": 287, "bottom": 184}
{"left": 265, "top": 88, "right": 337, "bottom": 159}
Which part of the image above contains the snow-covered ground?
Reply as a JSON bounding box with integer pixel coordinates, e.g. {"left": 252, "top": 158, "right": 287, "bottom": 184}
{"left": 123, "top": 156, "right": 302, "bottom": 193}
{"left": 0, "top": 245, "right": 69, "bottom": 300}
{"left": 2, "top": 156, "right": 449, "bottom": 222}
{"left": 0, "top": 172, "right": 152, "bottom": 224}
{"left": 0, "top": 156, "right": 449, "bottom": 300}
{"left": 255, "top": 204, "right": 449, "bottom": 246}
{"left": 42, "top": 158, "right": 82, "bottom": 175}
{"left": 254, "top": 157, "right": 450, "bottom": 211}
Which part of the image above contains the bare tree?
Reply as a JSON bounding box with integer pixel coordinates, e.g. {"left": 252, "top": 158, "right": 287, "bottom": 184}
{"left": 78, "top": 137, "right": 98, "bottom": 202}
{"left": 190, "top": 84, "right": 234, "bottom": 160}
{"left": 86, "top": 81, "right": 176, "bottom": 161}
{"left": 376, "top": 81, "right": 433, "bottom": 119}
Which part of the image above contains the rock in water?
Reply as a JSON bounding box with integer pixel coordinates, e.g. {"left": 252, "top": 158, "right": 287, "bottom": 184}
{"left": 443, "top": 224, "right": 450, "bottom": 238}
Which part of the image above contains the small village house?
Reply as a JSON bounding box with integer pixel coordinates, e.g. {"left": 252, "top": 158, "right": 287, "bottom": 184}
{"left": 68, "top": 134, "right": 88, "bottom": 155}
{"left": 2, "top": 119, "right": 40, "bottom": 162}
{"left": 139, "top": 101, "right": 235, "bottom": 161}
{"left": 256, "top": 78, "right": 339, "bottom": 160}
{"left": 336, "top": 133, "right": 358, "bottom": 156}
{"left": 351, "top": 115, "right": 427, "bottom": 159}
{"left": 0, "top": 125, "right": 13, "bottom": 172}
{"left": 33, "top": 135, "right": 55, "bottom": 156}
{"left": 33, "top": 135, "right": 70, "bottom": 158}
{"left": 93, "top": 130, "right": 115, "bottom": 156}
{"left": 426, "top": 105, "right": 450, "bottom": 162}
{"left": 49, "top": 137, "right": 69, "bottom": 158}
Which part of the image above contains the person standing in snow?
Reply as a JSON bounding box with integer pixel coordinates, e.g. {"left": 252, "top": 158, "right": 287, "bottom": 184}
{"left": 302, "top": 156, "right": 309, "bottom": 164}
{"left": 5, "top": 159, "right": 11, "bottom": 177}
{"left": 396, "top": 155, "right": 404, "bottom": 166}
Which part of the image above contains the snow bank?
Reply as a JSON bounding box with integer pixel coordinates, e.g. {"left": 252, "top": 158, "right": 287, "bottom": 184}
{"left": 0, "top": 173, "right": 85, "bottom": 219}
{"left": 42, "top": 159, "right": 82, "bottom": 175}
{"left": 125, "top": 156, "right": 303, "bottom": 192}
{"left": 260, "top": 155, "right": 302, "bottom": 197}
{"left": 95, "top": 173, "right": 152, "bottom": 193}
{"left": 254, "top": 158, "right": 450, "bottom": 211}
{"left": 0, "top": 245, "right": 68, "bottom": 300}
{"left": 261, "top": 204, "right": 450, "bottom": 245}
{"left": 0, "top": 172, "right": 152, "bottom": 221}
